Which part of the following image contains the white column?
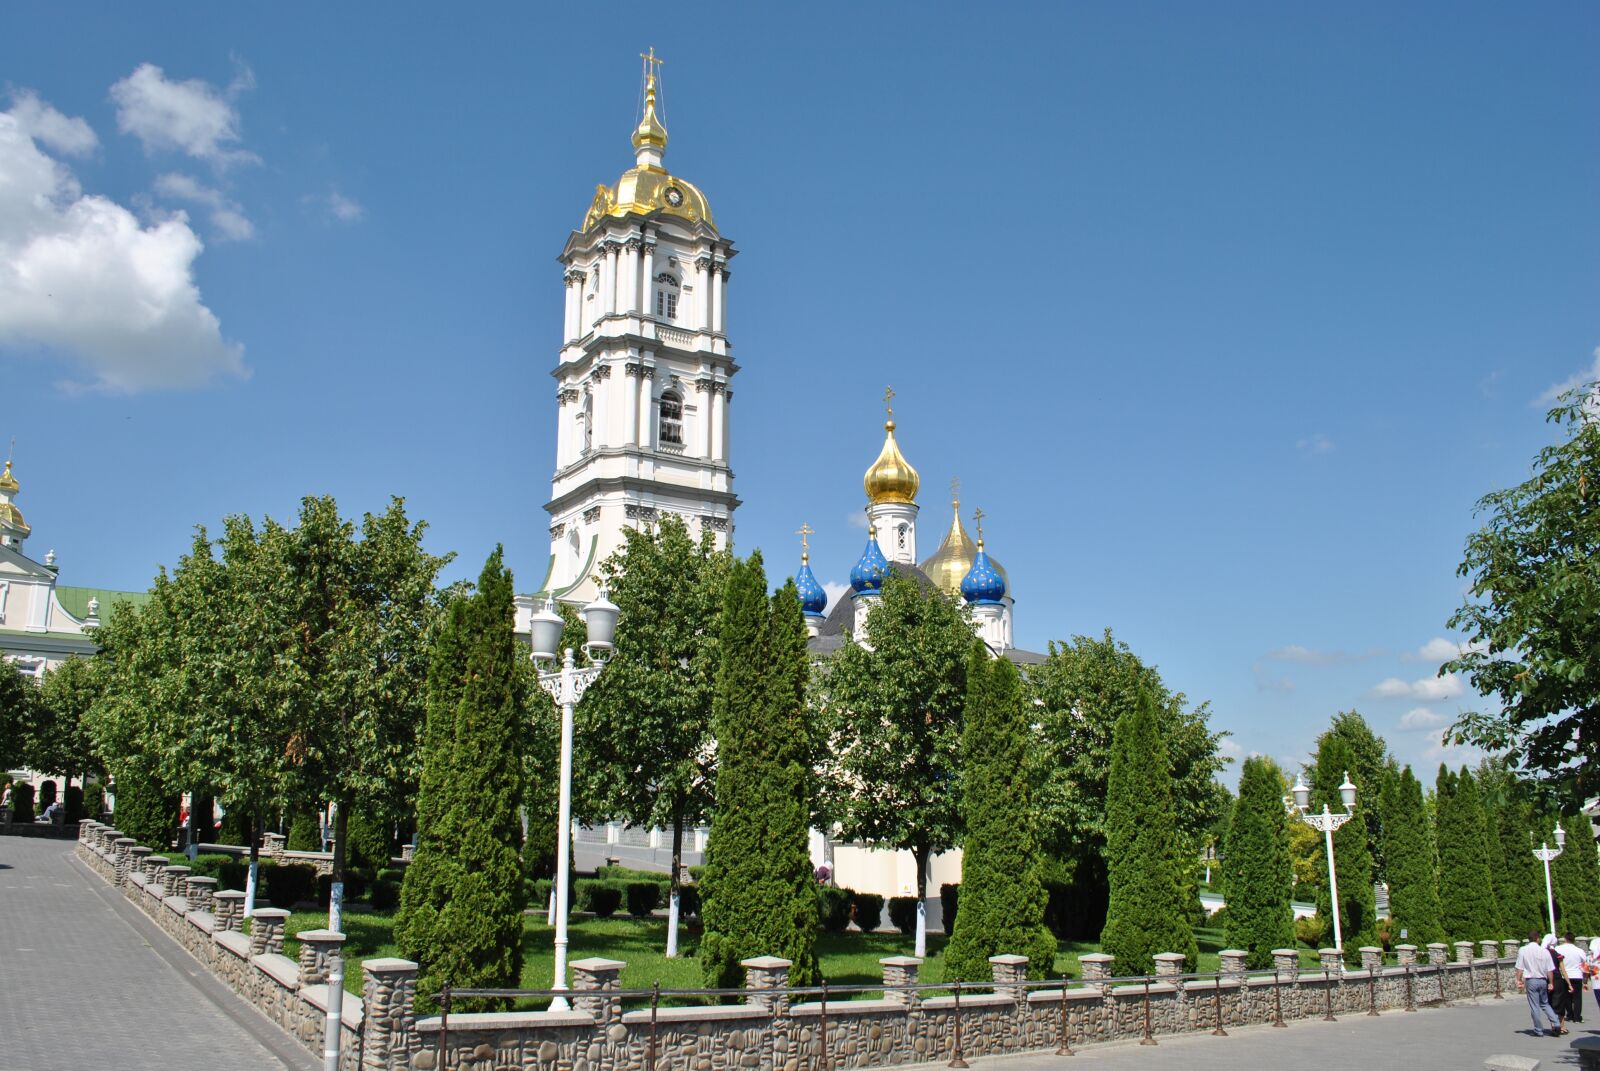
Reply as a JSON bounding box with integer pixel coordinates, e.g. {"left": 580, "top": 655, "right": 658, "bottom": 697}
{"left": 710, "top": 263, "right": 723, "bottom": 335}
{"left": 698, "top": 382, "right": 713, "bottom": 457}
{"left": 640, "top": 241, "right": 655, "bottom": 317}
{"left": 720, "top": 388, "right": 731, "bottom": 465}
{"left": 555, "top": 393, "right": 570, "bottom": 467}
{"left": 621, "top": 241, "right": 639, "bottom": 315}
{"left": 624, "top": 366, "right": 640, "bottom": 448}
{"left": 696, "top": 257, "right": 712, "bottom": 331}
{"left": 710, "top": 386, "right": 726, "bottom": 463}
{"left": 593, "top": 370, "right": 611, "bottom": 447}
{"left": 563, "top": 276, "right": 578, "bottom": 341}
{"left": 605, "top": 245, "right": 620, "bottom": 317}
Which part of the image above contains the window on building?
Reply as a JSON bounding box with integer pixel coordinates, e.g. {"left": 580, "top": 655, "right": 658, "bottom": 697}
{"left": 654, "top": 274, "right": 680, "bottom": 320}
{"left": 580, "top": 394, "right": 593, "bottom": 455}
{"left": 659, "top": 391, "right": 684, "bottom": 445}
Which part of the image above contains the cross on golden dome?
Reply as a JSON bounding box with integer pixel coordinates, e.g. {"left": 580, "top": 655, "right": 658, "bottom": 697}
{"left": 797, "top": 522, "right": 814, "bottom": 562}
{"left": 883, "top": 385, "right": 895, "bottom": 419}
{"left": 640, "top": 47, "right": 664, "bottom": 81}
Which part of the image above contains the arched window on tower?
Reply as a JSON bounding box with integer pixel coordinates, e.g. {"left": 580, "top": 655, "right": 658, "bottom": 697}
{"left": 654, "top": 273, "right": 680, "bottom": 321}
{"left": 580, "top": 393, "right": 594, "bottom": 455}
{"left": 658, "top": 390, "right": 684, "bottom": 446}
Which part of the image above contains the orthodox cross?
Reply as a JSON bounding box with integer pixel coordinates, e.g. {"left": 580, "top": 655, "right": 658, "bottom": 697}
{"left": 640, "top": 47, "right": 664, "bottom": 82}
{"left": 950, "top": 476, "right": 961, "bottom": 507}
{"left": 796, "top": 522, "right": 814, "bottom": 559}
{"left": 972, "top": 506, "right": 985, "bottom": 542}
{"left": 883, "top": 385, "right": 895, "bottom": 419}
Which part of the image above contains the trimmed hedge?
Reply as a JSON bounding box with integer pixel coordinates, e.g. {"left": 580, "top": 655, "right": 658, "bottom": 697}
{"left": 626, "top": 881, "right": 661, "bottom": 918}
{"left": 888, "top": 896, "right": 919, "bottom": 935}
{"left": 369, "top": 878, "right": 401, "bottom": 911}
{"left": 818, "top": 887, "right": 854, "bottom": 934}
{"left": 852, "top": 892, "right": 885, "bottom": 932}
{"left": 318, "top": 871, "right": 369, "bottom": 907}
{"left": 582, "top": 882, "right": 623, "bottom": 918}
{"left": 11, "top": 782, "right": 34, "bottom": 823}
{"left": 265, "top": 863, "right": 318, "bottom": 909}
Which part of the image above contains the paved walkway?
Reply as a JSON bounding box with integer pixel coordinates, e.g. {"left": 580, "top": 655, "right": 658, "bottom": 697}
{"left": 986, "top": 992, "right": 1589, "bottom": 1070}
{"left": 0, "top": 836, "right": 313, "bottom": 1071}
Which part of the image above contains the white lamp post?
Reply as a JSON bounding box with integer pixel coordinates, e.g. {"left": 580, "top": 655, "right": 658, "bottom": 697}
{"left": 1287, "top": 771, "right": 1358, "bottom": 957}
{"left": 529, "top": 589, "right": 619, "bottom": 1010}
{"left": 1531, "top": 822, "right": 1566, "bottom": 936}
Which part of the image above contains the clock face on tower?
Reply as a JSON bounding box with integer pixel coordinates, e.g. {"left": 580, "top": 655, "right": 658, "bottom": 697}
{"left": 664, "top": 186, "right": 684, "bottom": 208}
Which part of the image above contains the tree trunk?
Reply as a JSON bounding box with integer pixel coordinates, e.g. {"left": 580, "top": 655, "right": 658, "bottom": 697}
{"left": 666, "top": 804, "right": 685, "bottom": 958}
{"left": 245, "top": 812, "right": 260, "bottom": 918}
{"left": 328, "top": 799, "right": 348, "bottom": 932}
{"left": 914, "top": 844, "right": 929, "bottom": 959}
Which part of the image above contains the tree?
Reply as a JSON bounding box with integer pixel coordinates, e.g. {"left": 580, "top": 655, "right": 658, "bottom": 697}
{"left": 1444, "top": 385, "right": 1600, "bottom": 798}
{"left": 1029, "top": 630, "right": 1229, "bottom": 939}
{"left": 945, "top": 648, "right": 1055, "bottom": 981}
{"left": 1, "top": 659, "right": 36, "bottom": 774}
{"left": 1100, "top": 689, "right": 1197, "bottom": 974}
{"left": 699, "top": 555, "right": 819, "bottom": 987}
{"left": 32, "top": 656, "right": 103, "bottom": 791}
{"left": 1320, "top": 712, "right": 1391, "bottom": 877}
{"left": 816, "top": 572, "right": 972, "bottom": 957}
{"left": 575, "top": 515, "right": 726, "bottom": 956}
{"left": 1223, "top": 756, "right": 1296, "bottom": 969}
{"left": 1553, "top": 813, "right": 1600, "bottom": 934}
{"left": 112, "top": 761, "right": 179, "bottom": 848}
{"left": 1309, "top": 730, "right": 1377, "bottom": 963}
{"left": 1476, "top": 759, "right": 1547, "bottom": 936}
{"left": 1434, "top": 766, "right": 1500, "bottom": 941}
{"left": 1379, "top": 765, "right": 1443, "bottom": 945}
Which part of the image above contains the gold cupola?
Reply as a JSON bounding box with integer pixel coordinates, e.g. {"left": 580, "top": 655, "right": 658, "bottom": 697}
{"left": 919, "top": 491, "right": 1006, "bottom": 598}
{"left": 863, "top": 420, "right": 920, "bottom": 505}
{"left": 582, "top": 49, "right": 717, "bottom": 233}
{"left": 0, "top": 459, "right": 29, "bottom": 541}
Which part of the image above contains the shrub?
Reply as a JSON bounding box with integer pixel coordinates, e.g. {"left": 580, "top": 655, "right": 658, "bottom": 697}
{"left": 217, "top": 859, "right": 253, "bottom": 891}
{"left": 378, "top": 867, "right": 407, "bottom": 885}
{"left": 264, "top": 863, "right": 318, "bottom": 908}
{"left": 318, "top": 871, "right": 368, "bottom": 907}
{"left": 65, "top": 785, "right": 85, "bottom": 823}
{"left": 37, "top": 780, "right": 57, "bottom": 811}
{"left": 582, "top": 882, "right": 623, "bottom": 918}
{"left": 346, "top": 808, "right": 395, "bottom": 871}
{"left": 287, "top": 811, "right": 322, "bottom": 852}
{"left": 1295, "top": 914, "right": 1329, "bottom": 949}
{"left": 678, "top": 883, "right": 701, "bottom": 920}
{"left": 817, "top": 887, "right": 854, "bottom": 934}
{"left": 626, "top": 881, "right": 661, "bottom": 918}
{"left": 83, "top": 781, "right": 105, "bottom": 822}
{"left": 940, "top": 883, "right": 960, "bottom": 932}
{"left": 369, "top": 878, "right": 401, "bottom": 912}
{"left": 888, "top": 896, "right": 919, "bottom": 935}
{"left": 187, "top": 853, "right": 237, "bottom": 881}
{"left": 12, "top": 781, "right": 35, "bottom": 823}
{"left": 852, "top": 892, "right": 885, "bottom": 932}
{"left": 597, "top": 865, "right": 670, "bottom": 884}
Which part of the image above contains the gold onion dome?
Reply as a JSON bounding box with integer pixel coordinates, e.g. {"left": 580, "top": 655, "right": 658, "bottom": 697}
{"left": 582, "top": 57, "right": 716, "bottom": 232}
{"left": 0, "top": 459, "right": 17, "bottom": 493}
{"left": 919, "top": 498, "right": 1005, "bottom": 598}
{"left": 863, "top": 420, "right": 920, "bottom": 505}
{"left": 0, "top": 460, "right": 27, "bottom": 535}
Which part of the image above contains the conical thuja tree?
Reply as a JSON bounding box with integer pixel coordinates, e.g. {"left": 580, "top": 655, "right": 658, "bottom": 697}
{"left": 700, "top": 554, "right": 820, "bottom": 987}
{"left": 1222, "top": 756, "right": 1296, "bottom": 969}
{"left": 1100, "top": 689, "right": 1197, "bottom": 974}
{"left": 1477, "top": 764, "right": 1546, "bottom": 937}
{"left": 1434, "top": 766, "right": 1499, "bottom": 942}
{"left": 1553, "top": 813, "right": 1600, "bottom": 934}
{"left": 1379, "top": 765, "right": 1443, "bottom": 946}
{"left": 1310, "top": 733, "right": 1377, "bottom": 964}
{"left": 945, "top": 649, "right": 1055, "bottom": 981}
{"left": 396, "top": 548, "right": 526, "bottom": 1008}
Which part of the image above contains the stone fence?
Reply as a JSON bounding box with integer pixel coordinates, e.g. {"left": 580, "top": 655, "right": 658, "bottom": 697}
{"left": 77, "top": 821, "right": 1533, "bottom": 1071}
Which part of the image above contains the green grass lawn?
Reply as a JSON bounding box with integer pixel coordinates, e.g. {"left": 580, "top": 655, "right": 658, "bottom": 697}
{"left": 281, "top": 910, "right": 1326, "bottom": 1000}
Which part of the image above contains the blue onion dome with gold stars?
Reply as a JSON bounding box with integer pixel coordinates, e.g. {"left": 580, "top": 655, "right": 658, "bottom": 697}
{"left": 960, "top": 538, "right": 1007, "bottom": 605}
{"left": 850, "top": 527, "right": 891, "bottom": 594}
{"left": 796, "top": 555, "right": 827, "bottom": 617}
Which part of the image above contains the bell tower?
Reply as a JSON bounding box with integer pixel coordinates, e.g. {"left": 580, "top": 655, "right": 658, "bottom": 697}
{"left": 541, "top": 51, "right": 738, "bottom": 602}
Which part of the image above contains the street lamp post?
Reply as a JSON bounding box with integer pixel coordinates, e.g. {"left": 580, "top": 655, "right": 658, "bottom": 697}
{"left": 1286, "top": 772, "right": 1358, "bottom": 957}
{"left": 1531, "top": 823, "right": 1567, "bottom": 936}
{"left": 529, "top": 590, "right": 620, "bottom": 1010}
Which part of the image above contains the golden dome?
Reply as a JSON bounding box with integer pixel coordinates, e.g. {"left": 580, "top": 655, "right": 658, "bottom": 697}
{"left": 864, "top": 420, "right": 920, "bottom": 505}
{"left": 0, "top": 459, "right": 16, "bottom": 493}
{"left": 919, "top": 498, "right": 1006, "bottom": 598}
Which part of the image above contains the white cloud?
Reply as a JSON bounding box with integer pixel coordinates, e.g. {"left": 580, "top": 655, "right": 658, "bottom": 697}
{"left": 1296, "top": 433, "right": 1334, "bottom": 455}
{"left": 154, "top": 172, "right": 253, "bottom": 241}
{"left": 8, "top": 90, "right": 97, "bottom": 156}
{"left": 323, "top": 191, "right": 364, "bottom": 224}
{"left": 0, "top": 96, "right": 245, "bottom": 392}
{"left": 111, "top": 63, "right": 257, "bottom": 168}
{"left": 1404, "top": 636, "right": 1487, "bottom": 664}
{"left": 1370, "top": 673, "right": 1465, "bottom": 701}
{"left": 1399, "top": 707, "right": 1448, "bottom": 731}
{"left": 846, "top": 511, "right": 869, "bottom": 530}
{"left": 1218, "top": 737, "right": 1245, "bottom": 761}
{"left": 821, "top": 581, "right": 849, "bottom": 609}
{"left": 1266, "top": 644, "right": 1345, "bottom": 666}
{"left": 1538, "top": 347, "right": 1600, "bottom": 405}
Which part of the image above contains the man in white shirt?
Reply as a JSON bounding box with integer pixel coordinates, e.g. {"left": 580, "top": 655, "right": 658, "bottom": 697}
{"left": 1554, "top": 931, "right": 1586, "bottom": 1023}
{"left": 1516, "top": 930, "right": 1562, "bottom": 1037}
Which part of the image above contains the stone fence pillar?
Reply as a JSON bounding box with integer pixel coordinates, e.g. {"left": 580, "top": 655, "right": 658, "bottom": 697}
{"left": 126, "top": 847, "right": 152, "bottom": 888}
{"left": 881, "top": 956, "right": 922, "bottom": 1006}
{"left": 571, "top": 957, "right": 625, "bottom": 1024}
{"left": 1272, "top": 949, "right": 1299, "bottom": 980}
{"left": 160, "top": 865, "right": 192, "bottom": 899}
{"left": 213, "top": 890, "right": 246, "bottom": 932}
{"left": 360, "top": 958, "right": 420, "bottom": 1071}
{"left": 989, "top": 954, "right": 1029, "bottom": 1001}
{"left": 142, "top": 855, "right": 170, "bottom": 886}
{"left": 297, "top": 930, "right": 347, "bottom": 987}
{"left": 1318, "top": 949, "right": 1343, "bottom": 973}
{"left": 249, "top": 907, "right": 290, "bottom": 956}
{"left": 185, "top": 876, "right": 218, "bottom": 914}
{"left": 262, "top": 832, "right": 287, "bottom": 859}
{"left": 1501, "top": 939, "right": 1519, "bottom": 960}
{"left": 112, "top": 839, "right": 136, "bottom": 884}
{"left": 1153, "top": 952, "right": 1186, "bottom": 980}
{"left": 1454, "top": 941, "right": 1474, "bottom": 964}
{"left": 1359, "top": 947, "right": 1383, "bottom": 971}
{"left": 1426, "top": 943, "right": 1448, "bottom": 966}
{"left": 742, "top": 957, "right": 792, "bottom": 1014}
{"left": 1479, "top": 940, "right": 1499, "bottom": 960}
{"left": 1079, "top": 953, "right": 1114, "bottom": 984}
{"left": 1219, "top": 950, "right": 1248, "bottom": 977}
{"left": 1395, "top": 944, "right": 1418, "bottom": 966}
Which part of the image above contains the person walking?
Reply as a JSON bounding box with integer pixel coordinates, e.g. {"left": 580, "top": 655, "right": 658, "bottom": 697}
{"left": 1517, "top": 930, "right": 1564, "bottom": 1037}
{"left": 1554, "top": 931, "right": 1587, "bottom": 1023}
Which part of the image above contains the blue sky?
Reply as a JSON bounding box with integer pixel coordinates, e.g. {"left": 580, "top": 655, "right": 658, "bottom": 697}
{"left": 2, "top": 2, "right": 1596, "bottom": 786}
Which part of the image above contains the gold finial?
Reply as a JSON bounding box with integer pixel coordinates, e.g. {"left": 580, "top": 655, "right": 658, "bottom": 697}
{"left": 797, "top": 522, "right": 814, "bottom": 563}
{"left": 868, "top": 520, "right": 878, "bottom": 540}
{"left": 632, "top": 47, "right": 668, "bottom": 153}
{"left": 0, "top": 441, "right": 16, "bottom": 494}
{"left": 883, "top": 385, "right": 895, "bottom": 422}
{"left": 973, "top": 506, "right": 985, "bottom": 548}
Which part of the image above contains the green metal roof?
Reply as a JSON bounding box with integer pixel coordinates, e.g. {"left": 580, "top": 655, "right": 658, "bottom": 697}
{"left": 54, "top": 586, "right": 151, "bottom": 621}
